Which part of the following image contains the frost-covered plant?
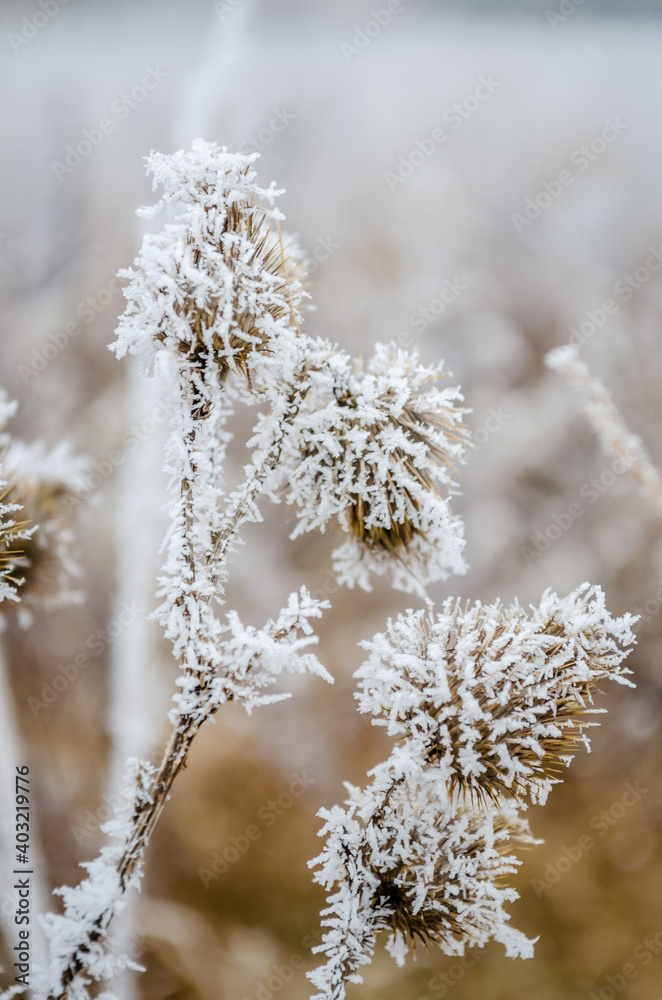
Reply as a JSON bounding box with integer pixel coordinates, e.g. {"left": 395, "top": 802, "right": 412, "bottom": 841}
{"left": 546, "top": 345, "right": 662, "bottom": 519}
{"left": 309, "top": 766, "right": 536, "bottom": 1000}
{"left": 356, "top": 584, "right": 635, "bottom": 805}
{"left": 29, "top": 141, "right": 638, "bottom": 1000}
{"left": 0, "top": 394, "right": 31, "bottom": 605}
{"left": 0, "top": 394, "right": 84, "bottom": 618}
{"left": 309, "top": 585, "right": 635, "bottom": 999}
{"left": 36, "top": 141, "right": 341, "bottom": 1000}
{"left": 283, "top": 342, "right": 468, "bottom": 593}
{"left": 1, "top": 440, "right": 86, "bottom": 619}
{"left": 0, "top": 394, "right": 86, "bottom": 1000}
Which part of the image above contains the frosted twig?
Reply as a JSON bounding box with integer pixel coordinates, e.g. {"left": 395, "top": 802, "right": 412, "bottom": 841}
{"left": 546, "top": 345, "right": 662, "bottom": 518}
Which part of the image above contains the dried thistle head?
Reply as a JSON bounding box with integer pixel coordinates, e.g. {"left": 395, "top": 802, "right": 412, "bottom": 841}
{"left": 343, "top": 397, "right": 464, "bottom": 555}
{"left": 286, "top": 342, "right": 469, "bottom": 593}
{"left": 369, "top": 798, "right": 534, "bottom": 954}
{"left": 1, "top": 442, "right": 86, "bottom": 615}
{"left": 113, "top": 141, "right": 305, "bottom": 399}
{"left": 0, "top": 394, "right": 32, "bottom": 605}
{"left": 155, "top": 202, "right": 302, "bottom": 388}
{"left": 356, "top": 584, "right": 636, "bottom": 805}
{"left": 309, "top": 773, "right": 535, "bottom": 998}
{"left": 0, "top": 484, "right": 31, "bottom": 603}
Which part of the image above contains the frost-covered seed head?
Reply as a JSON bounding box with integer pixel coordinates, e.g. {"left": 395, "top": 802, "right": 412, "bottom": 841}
{"left": 113, "top": 140, "right": 305, "bottom": 394}
{"left": 1, "top": 442, "right": 86, "bottom": 613}
{"left": 0, "top": 485, "right": 31, "bottom": 597}
{"left": 367, "top": 796, "right": 534, "bottom": 951}
{"left": 356, "top": 584, "right": 636, "bottom": 804}
{"left": 156, "top": 199, "right": 302, "bottom": 390}
{"left": 286, "top": 343, "right": 468, "bottom": 592}
{"left": 309, "top": 773, "right": 535, "bottom": 999}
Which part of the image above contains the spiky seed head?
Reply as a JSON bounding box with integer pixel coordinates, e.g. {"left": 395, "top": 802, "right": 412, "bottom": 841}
{"left": 0, "top": 485, "right": 31, "bottom": 601}
{"left": 286, "top": 343, "right": 469, "bottom": 592}
{"left": 0, "top": 444, "right": 85, "bottom": 613}
{"left": 370, "top": 806, "right": 533, "bottom": 951}
{"left": 113, "top": 141, "right": 306, "bottom": 400}
{"left": 356, "top": 584, "right": 636, "bottom": 805}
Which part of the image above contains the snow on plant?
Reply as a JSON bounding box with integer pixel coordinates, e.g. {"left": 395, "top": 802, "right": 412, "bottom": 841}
{"left": 21, "top": 141, "right": 638, "bottom": 1000}
{"left": 309, "top": 769, "right": 536, "bottom": 1000}
{"left": 35, "top": 140, "right": 341, "bottom": 1000}
{"left": 309, "top": 585, "right": 635, "bottom": 999}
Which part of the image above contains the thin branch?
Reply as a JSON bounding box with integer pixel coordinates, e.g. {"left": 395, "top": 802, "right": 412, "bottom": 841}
{"left": 546, "top": 344, "right": 662, "bottom": 518}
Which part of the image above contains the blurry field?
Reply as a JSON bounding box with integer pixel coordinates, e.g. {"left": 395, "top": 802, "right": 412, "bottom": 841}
{"left": 1, "top": 2, "right": 662, "bottom": 998}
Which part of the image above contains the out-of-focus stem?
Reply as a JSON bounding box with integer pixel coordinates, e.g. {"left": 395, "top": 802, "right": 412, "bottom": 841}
{"left": 546, "top": 345, "right": 662, "bottom": 519}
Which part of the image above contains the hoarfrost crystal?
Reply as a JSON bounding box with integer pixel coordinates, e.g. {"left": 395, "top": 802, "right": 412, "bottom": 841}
{"left": 284, "top": 342, "right": 468, "bottom": 593}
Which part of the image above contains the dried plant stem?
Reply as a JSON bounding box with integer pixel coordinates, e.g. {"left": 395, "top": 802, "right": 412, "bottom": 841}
{"left": 209, "top": 375, "right": 311, "bottom": 586}
{"left": 47, "top": 373, "right": 311, "bottom": 1000}
{"left": 546, "top": 345, "right": 662, "bottom": 518}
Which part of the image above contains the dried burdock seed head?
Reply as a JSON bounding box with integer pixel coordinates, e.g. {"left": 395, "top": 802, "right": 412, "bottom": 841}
{"left": 309, "top": 772, "right": 535, "bottom": 999}
{"left": 0, "top": 484, "right": 31, "bottom": 604}
{"left": 1, "top": 441, "right": 87, "bottom": 616}
{"left": 0, "top": 393, "right": 33, "bottom": 606}
{"left": 113, "top": 140, "right": 306, "bottom": 399}
{"left": 368, "top": 794, "right": 534, "bottom": 956}
{"left": 286, "top": 342, "right": 469, "bottom": 593}
{"left": 356, "top": 584, "right": 636, "bottom": 805}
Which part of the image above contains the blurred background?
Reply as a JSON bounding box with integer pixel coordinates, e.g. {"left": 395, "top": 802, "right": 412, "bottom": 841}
{"left": 1, "top": 1, "right": 662, "bottom": 997}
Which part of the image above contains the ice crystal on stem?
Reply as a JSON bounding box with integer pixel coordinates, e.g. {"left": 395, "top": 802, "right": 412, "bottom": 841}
{"left": 40, "top": 142, "right": 332, "bottom": 1000}
{"left": 546, "top": 345, "right": 662, "bottom": 519}
{"left": 35, "top": 760, "right": 155, "bottom": 1000}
